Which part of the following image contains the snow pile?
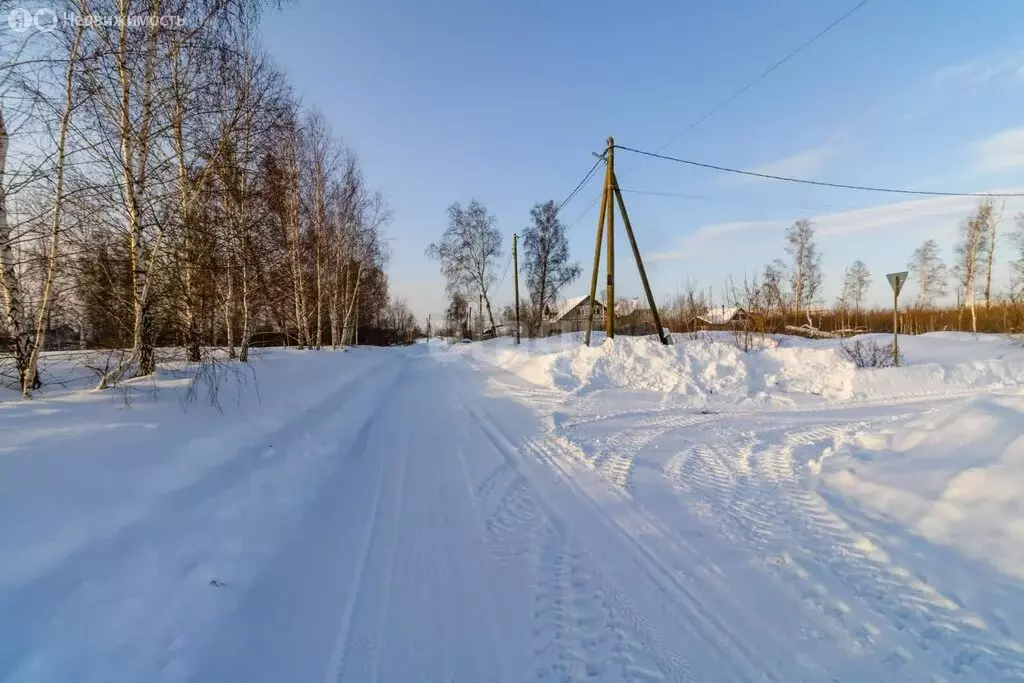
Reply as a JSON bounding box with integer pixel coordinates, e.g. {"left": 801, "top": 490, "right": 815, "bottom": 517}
{"left": 844, "top": 333, "right": 1024, "bottom": 401}
{"left": 455, "top": 334, "right": 856, "bottom": 403}
{"left": 454, "top": 331, "right": 1024, "bottom": 404}
{"left": 748, "top": 346, "right": 855, "bottom": 399}
{"left": 822, "top": 395, "right": 1024, "bottom": 580}
{"left": 852, "top": 357, "right": 1024, "bottom": 400}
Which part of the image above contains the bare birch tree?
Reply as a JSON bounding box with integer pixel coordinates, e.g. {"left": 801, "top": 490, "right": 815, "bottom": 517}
{"left": 956, "top": 200, "right": 994, "bottom": 333}
{"left": 0, "top": 0, "right": 401, "bottom": 396}
{"left": 0, "top": 106, "right": 31, "bottom": 387}
{"left": 982, "top": 200, "right": 1004, "bottom": 309}
{"left": 838, "top": 259, "right": 870, "bottom": 317}
{"left": 20, "top": 6, "right": 88, "bottom": 396}
{"left": 908, "top": 239, "right": 948, "bottom": 307}
{"left": 784, "top": 219, "right": 822, "bottom": 315}
{"left": 522, "top": 200, "right": 581, "bottom": 335}
{"left": 427, "top": 200, "right": 502, "bottom": 333}
{"left": 1011, "top": 212, "right": 1024, "bottom": 300}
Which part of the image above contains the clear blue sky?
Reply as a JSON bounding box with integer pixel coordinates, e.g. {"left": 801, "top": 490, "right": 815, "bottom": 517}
{"left": 259, "top": 0, "right": 1024, "bottom": 321}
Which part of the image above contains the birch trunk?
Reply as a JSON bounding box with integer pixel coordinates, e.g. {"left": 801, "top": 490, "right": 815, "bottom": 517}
{"left": 285, "top": 141, "right": 308, "bottom": 347}
{"left": 339, "top": 262, "right": 352, "bottom": 348}
{"left": 239, "top": 258, "right": 251, "bottom": 362}
{"left": 173, "top": 90, "right": 200, "bottom": 363}
{"left": 342, "top": 262, "right": 363, "bottom": 345}
{"left": 98, "top": 2, "right": 162, "bottom": 387}
{"left": 0, "top": 108, "right": 32, "bottom": 390}
{"left": 22, "top": 13, "right": 86, "bottom": 396}
{"left": 223, "top": 268, "right": 236, "bottom": 358}
{"left": 315, "top": 229, "right": 323, "bottom": 349}
{"left": 328, "top": 267, "right": 340, "bottom": 348}
{"left": 984, "top": 205, "right": 1001, "bottom": 309}
{"left": 482, "top": 290, "right": 496, "bottom": 333}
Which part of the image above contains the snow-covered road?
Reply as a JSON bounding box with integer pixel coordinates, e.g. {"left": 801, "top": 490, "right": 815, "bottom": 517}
{"left": 4, "top": 341, "right": 1024, "bottom": 682}
{"left": 195, "top": 348, "right": 700, "bottom": 682}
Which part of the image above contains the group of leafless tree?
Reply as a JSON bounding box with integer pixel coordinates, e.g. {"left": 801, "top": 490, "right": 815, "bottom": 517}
{"left": 1, "top": 0, "right": 407, "bottom": 397}
{"left": 902, "top": 199, "right": 1022, "bottom": 333}
{"left": 429, "top": 198, "right": 581, "bottom": 339}
{"left": 665, "top": 198, "right": 1024, "bottom": 337}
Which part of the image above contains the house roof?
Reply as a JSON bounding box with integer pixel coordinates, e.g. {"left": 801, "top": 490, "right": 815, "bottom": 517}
{"left": 615, "top": 297, "right": 648, "bottom": 316}
{"left": 696, "top": 306, "right": 742, "bottom": 325}
{"left": 551, "top": 295, "right": 603, "bottom": 322}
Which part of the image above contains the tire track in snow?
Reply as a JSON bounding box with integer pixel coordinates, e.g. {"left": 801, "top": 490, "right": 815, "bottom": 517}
{"left": 324, "top": 424, "right": 390, "bottom": 683}
{"left": 524, "top": 434, "right": 778, "bottom": 683}
{"left": 660, "top": 420, "right": 1024, "bottom": 681}
{"left": 332, "top": 408, "right": 413, "bottom": 683}
{"left": 475, "top": 461, "right": 516, "bottom": 505}
{"left": 481, "top": 473, "right": 671, "bottom": 682}
{"left": 568, "top": 412, "right": 717, "bottom": 491}
{"left": 467, "top": 407, "right": 675, "bottom": 682}
{"left": 764, "top": 424, "right": 1024, "bottom": 680}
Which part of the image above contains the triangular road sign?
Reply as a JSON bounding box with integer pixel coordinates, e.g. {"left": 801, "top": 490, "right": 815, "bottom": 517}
{"left": 886, "top": 271, "right": 908, "bottom": 298}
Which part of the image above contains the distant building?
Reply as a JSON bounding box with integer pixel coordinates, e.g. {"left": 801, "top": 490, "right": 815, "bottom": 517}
{"left": 615, "top": 297, "right": 659, "bottom": 335}
{"left": 693, "top": 306, "right": 753, "bottom": 329}
{"left": 482, "top": 323, "right": 513, "bottom": 339}
{"left": 615, "top": 297, "right": 645, "bottom": 317}
{"left": 547, "top": 295, "right": 606, "bottom": 334}
{"left": 42, "top": 324, "right": 83, "bottom": 350}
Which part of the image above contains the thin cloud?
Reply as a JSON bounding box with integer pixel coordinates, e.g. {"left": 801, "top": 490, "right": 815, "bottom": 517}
{"left": 750, "top": 141, "right": 841, "bottom": 179}
{"left": 650, "top": 191, "right": 1024, "bottom": 262}
{"left": 649, "top": 220, "right": 786, "bottom": 261}
{"left": 931, "top": 53, "right": 1024, "bottom": 85}
{"left": 974, "top": 127, "right": 1024, "bottom": 172}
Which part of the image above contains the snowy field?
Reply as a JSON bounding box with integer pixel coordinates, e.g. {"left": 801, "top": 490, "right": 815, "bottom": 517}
{"left": 2, "top": 333, "right": 1024, "bottom": 681}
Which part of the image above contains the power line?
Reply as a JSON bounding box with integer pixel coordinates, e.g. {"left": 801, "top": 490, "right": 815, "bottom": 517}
{"left": 495, "top": 251, "right": 514, "bottom": 292}
{"left": 614, "top": 145, "right": 1024, "bottom": 198}
{"left": 556, "top": 157, "right": 604, "bottom": 214}
{"left": 566, "top": 190, "right": 603, "bottom": 230}
{"left": 653, "top": 0, "right": 873, "bottom": 153}
{"left": 619, "top": 188, "right": 860, "bottom": 212}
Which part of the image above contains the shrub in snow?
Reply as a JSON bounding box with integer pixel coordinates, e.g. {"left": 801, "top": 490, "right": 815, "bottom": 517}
{"left": 841, "top": 339, "right": 902, "bottom": 368}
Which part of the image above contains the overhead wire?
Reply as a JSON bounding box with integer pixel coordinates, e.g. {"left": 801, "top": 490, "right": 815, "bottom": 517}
{"left": 556, "top": 157, "right": 604, "bottom": 213}
{"left": 618, "top": 188, "right": 861, "bottom": 212}
{"left": 652, "top": 0, "right": 874, "bottom": 153}
{"left": 614, "top": 145, "right": 1024, "bottom": 198}
{"left": 494, "top": 251, "right": 514, "bottom": 292}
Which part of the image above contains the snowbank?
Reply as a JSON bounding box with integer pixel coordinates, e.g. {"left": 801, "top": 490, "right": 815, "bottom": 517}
{"left": 844, "top": 333, "right": 1024, "bottom": 400}
{"left": 452, "top": 334, "right": 856, "bottom": 405}
{"left": 822, "top": 395, "right": 1024, "bottom": 580}
{"left": 451, "top": 332, "right": 1024, "bottom": 405}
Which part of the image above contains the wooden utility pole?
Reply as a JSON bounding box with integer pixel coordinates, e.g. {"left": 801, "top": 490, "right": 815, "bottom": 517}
{"left": 611, "top": 170, "right": 668, "bottom": 344}
{"left": 584, "top": 136, "right": 669, "bottom": 346}
{"left": 584, "top": 141, "right": 612, "bottom": 346}
{"left": 605, "top": 139, "right": 615, "bottom": 339}
{"left": 512, "top": 233, "right": 521, "bottom": 344}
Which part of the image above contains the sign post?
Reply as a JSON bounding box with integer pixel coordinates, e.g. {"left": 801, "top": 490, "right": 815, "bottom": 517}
{"left": 886, "top": 271, "right": 908, "bottom": 367}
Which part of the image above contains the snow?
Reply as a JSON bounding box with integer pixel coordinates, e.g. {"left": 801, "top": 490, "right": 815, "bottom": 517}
{"left": 615, "top": 296, "right": 646, "bottom": 316}
{"left": 458, "top": 331, "right": 1024, "bottom": 405}
{"left": 551, "top": 294, "right": 598, "bottom": 321}
{"left": 823, "top": 396, "right": 1024, "bottom": 581}
{"left": 696, "top": 305, "right": 741, "bottom": 325}
{"left": 3, "top": 331, "right": 1024, "bottom": 682}
{"left": 455, "top": 332, "right": 856, "bottom": 404}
